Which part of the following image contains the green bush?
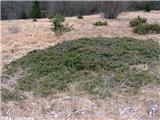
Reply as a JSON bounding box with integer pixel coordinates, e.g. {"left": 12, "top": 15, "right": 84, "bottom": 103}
{"left": 130, "top": 16, "right": 147, "bottom": 27}
{"left": 2, "top": 37, "right": 160, "bottom": 98}
{"left": 93, "top": 21, "right": 108, "bottom": 26}
{"left": 51, "top": 14, "right": 65, "bottom": 32}
{"left": 134, "top": 23, "right": 160, "bottom": 35}
{"left": 51, "top": 14, "right": 73, "bottom": 34}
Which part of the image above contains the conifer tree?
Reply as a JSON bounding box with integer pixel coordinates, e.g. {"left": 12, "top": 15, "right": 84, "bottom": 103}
{"left": 31, "top": 0, "right": 41, "bottom": 20}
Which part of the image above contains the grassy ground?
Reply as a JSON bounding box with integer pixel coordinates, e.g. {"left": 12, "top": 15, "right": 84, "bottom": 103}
{"left": 1, "top": 87, "right": 25, "bottom": 102}
{"left": 2, "top": 11, "right": 160, "bottom": 66}
{"left": 2, "top": 37, "right": 160, "bottom": 99}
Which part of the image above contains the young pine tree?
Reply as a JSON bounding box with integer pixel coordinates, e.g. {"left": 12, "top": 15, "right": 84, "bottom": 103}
{"left": 31, "top": 0, "right": 41, "bottom": 21}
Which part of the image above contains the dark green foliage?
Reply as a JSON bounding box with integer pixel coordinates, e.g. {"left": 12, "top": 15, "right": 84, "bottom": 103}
{"left": 20, "top": 8, "right": 27, "bottom": 19}
{"left": 2, "top": 37, "right": 160, "bottom": 97}
{"left": 77, "top": 15, "right": 83, "bottom": 19}
{"left": 77, "top": 10, "right": 84, "bottom": 19}
{"left": 51, "top": 14, "right": 65, "bottom": 32}
{"left": 93, "top": 21, "right": 108, "bottom": 26}
{"left": 2, "top": 1, "right": 160, "bottom": 20}
{"left": 144, "top": 2, "right": 151, "bottom": 12}
{"left": 130, "top": 16, "right": 147, "bottom": 27}
{"left": 130, "top": 16, "right": 160, "bottom": 35}
{"left": 51, "top": 14, "right": 73, "bottom": 34}
{"left": 33, "top": 18, "right": 37, "bottom": 22}
{"left": 82, "top": 69, "right": 153, "bottom": 98}
{"left": 134, "top": 23, "right": 160, "bottom": 34}
{"left": 31, "top": 0, "right": 41, "bottom": 20}
{"left": 1, "top": 87, "right": 25, "bottom": 102}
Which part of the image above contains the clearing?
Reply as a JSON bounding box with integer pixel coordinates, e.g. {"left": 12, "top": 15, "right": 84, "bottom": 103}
{"left": 1, "top": 11, "right": 160, "bottom": 120}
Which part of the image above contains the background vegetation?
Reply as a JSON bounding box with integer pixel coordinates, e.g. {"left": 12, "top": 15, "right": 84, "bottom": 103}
{"left": 93, "top": 21, "right": 108, "bottom": 26}
{"left": 1, "top": 1, "right": 160, "bottom": 20}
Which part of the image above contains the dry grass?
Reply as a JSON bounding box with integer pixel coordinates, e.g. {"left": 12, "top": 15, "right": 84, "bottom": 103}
{"left": 1, "top": 84, "right": 160, "bottom": 120}
{"left": 1, "top": 11, "right": 160, "bottom": 66}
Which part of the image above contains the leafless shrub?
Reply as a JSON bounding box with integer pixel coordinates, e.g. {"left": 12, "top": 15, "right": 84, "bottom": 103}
{"left": 100, "top": 1, "right": 129, "bottom": 19}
